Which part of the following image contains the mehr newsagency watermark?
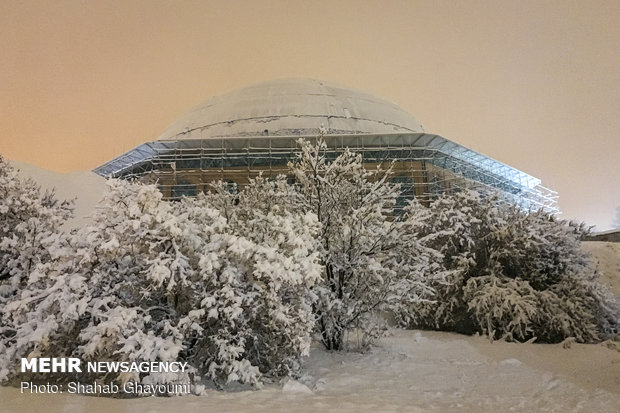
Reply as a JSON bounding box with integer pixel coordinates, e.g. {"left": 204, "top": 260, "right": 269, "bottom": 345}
{"left": 19, "top": 357, "right": 192, "bottom": 395}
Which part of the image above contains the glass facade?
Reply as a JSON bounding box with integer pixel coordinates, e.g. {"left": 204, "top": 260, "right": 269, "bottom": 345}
{"left": 94, "top": 133, "right": 559, "bottom": 214}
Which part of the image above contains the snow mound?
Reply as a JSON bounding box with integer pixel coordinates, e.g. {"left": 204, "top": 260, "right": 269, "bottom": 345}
{"left": 498, "top": 358, "right": 522, "bottom": 366}
{"left": 582, "top": 241, "right": 620, "bottom": 295}
{"left": 8, "top": 160, "right": 106, "bottom": 229}
{"left": 282, "top": 379, "right": 313, "bottom": 394}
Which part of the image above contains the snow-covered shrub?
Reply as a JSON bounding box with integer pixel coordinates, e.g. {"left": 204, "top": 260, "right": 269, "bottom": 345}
{"left": 1, "top": 180, "right": 192, "bottom": 387}
{"left": 463, "top": 275, "right": 538, "bottom": 340}
{"left": 1, "top": 177, "right": 322, "bottom": 389}
{"left": 0, "top": 155, "right": 73, "bottom": 301}
{"left": 407, "top": 190, "right": 619, "bottom": 343}
{"left": 177, "top": 176, "right": 322, "bottom": 387}
{"left": 0, "top": 156, "right": 74, "bottom": 380}
{"left": 286, "top": 139, "right": 433, "bottom": 350}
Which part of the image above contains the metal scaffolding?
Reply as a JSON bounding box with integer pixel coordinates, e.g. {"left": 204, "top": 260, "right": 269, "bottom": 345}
{"left": 93, "top": 133, "right": 559, "bottom": 214}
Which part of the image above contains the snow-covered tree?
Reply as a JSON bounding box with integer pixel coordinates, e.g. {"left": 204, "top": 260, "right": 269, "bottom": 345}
{"left": 286, "top": 139, "right": 433, "bottom": 350}
{"left": 407, "top": 190, "right": 619, "bottom": 343}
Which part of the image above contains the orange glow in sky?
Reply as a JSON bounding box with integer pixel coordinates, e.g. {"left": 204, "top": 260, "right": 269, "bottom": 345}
{"left": 1, "top": 0, "right": 618, "bottom": 229}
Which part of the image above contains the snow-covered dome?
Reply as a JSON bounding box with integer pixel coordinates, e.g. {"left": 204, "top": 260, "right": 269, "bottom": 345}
{"left": 158, "top": 78, "right": 425, "bottom": 140}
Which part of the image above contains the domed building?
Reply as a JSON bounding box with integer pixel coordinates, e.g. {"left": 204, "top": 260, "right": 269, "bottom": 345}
{"left": 94, "top": 79, "right": 558, "bottom": 212}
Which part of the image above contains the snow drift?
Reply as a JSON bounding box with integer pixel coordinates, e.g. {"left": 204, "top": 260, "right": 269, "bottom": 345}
{"left": 8, "top": 160, "right": 106, "bottom": 229}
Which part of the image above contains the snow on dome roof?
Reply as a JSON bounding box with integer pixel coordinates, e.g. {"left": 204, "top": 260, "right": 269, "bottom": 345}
{"left": 158, "top": 78, "right": 425, "bottom": 141}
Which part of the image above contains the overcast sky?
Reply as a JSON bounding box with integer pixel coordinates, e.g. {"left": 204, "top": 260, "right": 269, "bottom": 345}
{"left": 1, "top": 0, "right": 618, "bottom": 230}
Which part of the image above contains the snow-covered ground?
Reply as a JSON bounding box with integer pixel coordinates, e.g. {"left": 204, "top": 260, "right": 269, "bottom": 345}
{"left": 2, "top": 328, "right": 619, "bottom": 412}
